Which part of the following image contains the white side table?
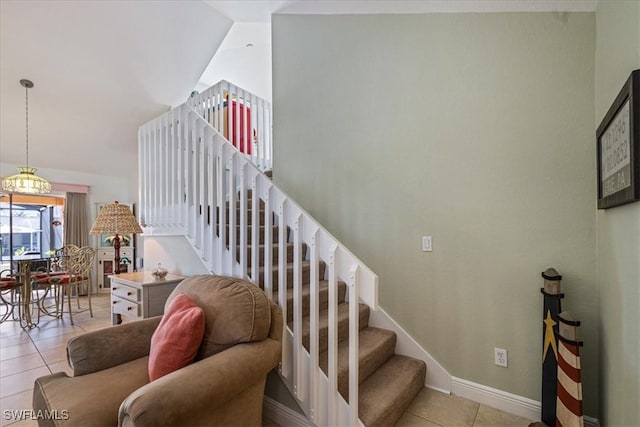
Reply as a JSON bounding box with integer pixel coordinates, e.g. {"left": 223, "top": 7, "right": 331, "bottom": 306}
{"left": 109, "top": 271, "right": 186, "bottom": 325}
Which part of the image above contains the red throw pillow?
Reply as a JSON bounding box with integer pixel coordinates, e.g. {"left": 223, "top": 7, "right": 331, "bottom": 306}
{"left": 148, "top": 293, "right": 205, "bottom": 381}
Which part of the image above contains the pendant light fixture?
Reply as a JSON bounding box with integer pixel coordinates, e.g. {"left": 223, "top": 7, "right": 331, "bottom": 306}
{"left": 2, "top": 79, "right": 51, "bottom": 194}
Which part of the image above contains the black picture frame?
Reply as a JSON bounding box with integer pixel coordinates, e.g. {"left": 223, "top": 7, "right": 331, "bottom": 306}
{"left": 596, "top": 69, "right": 640, "bottom": 209}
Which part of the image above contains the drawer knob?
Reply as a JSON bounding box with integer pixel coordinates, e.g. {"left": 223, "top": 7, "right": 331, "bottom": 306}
{"left": 127, "top": 292, "right": 132, "bottom": 296}
{"left": 113, "top": 287, "right": 118, "bottom": 291}
{"left": 112, "top": 301, "right": 117, "bottom": 304}
{"left": 127, "top": 307, "right": 132, "bottom": 311}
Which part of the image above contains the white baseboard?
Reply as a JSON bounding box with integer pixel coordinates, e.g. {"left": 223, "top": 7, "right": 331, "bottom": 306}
{"left": 451, "top": 377, "right": 540, "bottom": 420}
{"left": 451, "top": 377, "right": 600, "bottom": 427}
{"left": 263, "top": 396, "right": 312, "bottom": 427}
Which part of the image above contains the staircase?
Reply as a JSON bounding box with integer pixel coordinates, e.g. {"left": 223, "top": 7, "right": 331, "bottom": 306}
{"left": 238, "top": 194, "right": 426, "bottom": 426}
{"left": 138, "top": 81, "right": 431, "bottom": 426}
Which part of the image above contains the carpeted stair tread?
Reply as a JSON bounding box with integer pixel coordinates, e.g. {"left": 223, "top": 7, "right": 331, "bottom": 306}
{"left": 223, "top": 206, "right": 267, "bottom": 225}
{"left": 224, "top": 224, "right": 279, "bottom": 244}
{"left": 234, "top": 200, "right": 265, "bottom": 211}
{"left": 294, "top": 303, "right": 370, "bottom": 354}
{"left": 283, "top": 280, "right": 347, "bottom": 323}
{"left": 240, "top": 243, "right": 296, "bottom": 267}
{"left": 358, "top": 355, "right": 426, "bottom": 427}
{"left": 318, "top": 327, "right": 396, "bottom": 401}
{"left": 257, "top": 261, "right": 326, "bottom": 290}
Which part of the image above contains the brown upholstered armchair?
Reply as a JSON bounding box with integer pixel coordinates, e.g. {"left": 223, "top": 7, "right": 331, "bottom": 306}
{"left": 33, "top": 276, "right": 283, "bottom": 427}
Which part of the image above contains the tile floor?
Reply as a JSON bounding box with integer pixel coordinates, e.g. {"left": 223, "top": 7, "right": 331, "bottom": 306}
{"left": 396, "top": 388, "right": 534, "bottom": 427}
{"left": 1, "top": 293, "right": 534, "bottom": 427}
{"left": 1, "top": 292, "right": 113, "bottom": 427}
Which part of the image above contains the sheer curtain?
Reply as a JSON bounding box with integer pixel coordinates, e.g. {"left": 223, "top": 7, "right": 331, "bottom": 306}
{"left": 63, "top": 192, "right": 89, "bottom": 248}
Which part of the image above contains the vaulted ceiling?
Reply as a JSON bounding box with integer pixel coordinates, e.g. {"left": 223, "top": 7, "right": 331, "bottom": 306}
{"left": 0, "top": 0, "right": 231, "bottom": 178}
{"left": 0, "top": 0, "right": 597, "bottom": 180}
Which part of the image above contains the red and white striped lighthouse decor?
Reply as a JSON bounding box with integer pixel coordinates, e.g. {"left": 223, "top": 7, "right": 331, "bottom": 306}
{"left": 541, "top": 268, "right": 564, "bottom": 425}
{"left": 556, "top": 311, "right": 584, "bottom": 427}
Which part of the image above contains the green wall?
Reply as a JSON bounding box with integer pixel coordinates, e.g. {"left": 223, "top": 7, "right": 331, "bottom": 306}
{"left": 272, "top": 12, "right": 599, "bottom": 417}
{"left": 595, "top": 1, "right": 640, "bottom": 426}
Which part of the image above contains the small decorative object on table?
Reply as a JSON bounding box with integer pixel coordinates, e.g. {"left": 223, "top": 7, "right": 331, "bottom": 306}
{"left": 152, "top": 263, "right": 168, "bottom": 280}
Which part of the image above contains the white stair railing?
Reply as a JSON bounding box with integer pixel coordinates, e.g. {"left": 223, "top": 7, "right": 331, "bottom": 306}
{"left": 139, "top": 98, "right": 378, "bottom": 426}
{"left": 188, "top": 80, "right": 272, "bottom": 172}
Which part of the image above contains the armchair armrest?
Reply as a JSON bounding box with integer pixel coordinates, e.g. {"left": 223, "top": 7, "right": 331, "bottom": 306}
{"left": 68, "top": 316, "right": 162, "bottom": 376}
{"left": 119, "top": 337, "right": 281, "bottom": 427}
{"left": 269, "top": 301, "right": 283, "bottom": 342}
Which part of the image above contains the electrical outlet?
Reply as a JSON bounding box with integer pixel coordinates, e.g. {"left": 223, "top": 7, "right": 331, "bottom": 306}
{"left": 495, "top": 348, "right": 508, "bottom": 367}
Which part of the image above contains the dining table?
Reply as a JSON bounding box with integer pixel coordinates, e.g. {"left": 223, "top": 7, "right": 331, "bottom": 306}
{"left": 10, "top": 254, "right": 57, "bottom": 329}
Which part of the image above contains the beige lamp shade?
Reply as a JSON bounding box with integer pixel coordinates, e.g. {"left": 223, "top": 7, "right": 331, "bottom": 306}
{"left": 90, "top": 201, "right": 142, "bottom": 235}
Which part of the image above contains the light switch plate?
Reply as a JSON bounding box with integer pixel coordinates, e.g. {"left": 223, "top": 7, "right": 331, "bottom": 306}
{"left": 422, "top": 236, "right": 432, "bottom": 252}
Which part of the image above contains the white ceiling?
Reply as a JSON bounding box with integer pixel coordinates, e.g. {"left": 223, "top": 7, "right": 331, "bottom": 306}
{"left": 1, "top": 0, "right": 597, "bottom": 181}
{"left": 208, "top": 0, "right": 597, "bottom": 21}
{"left": 196, "top": 22, "right": 273, "bottom": 102}
{"left": 0, "top": 0, "right": 231, "bottom": 178}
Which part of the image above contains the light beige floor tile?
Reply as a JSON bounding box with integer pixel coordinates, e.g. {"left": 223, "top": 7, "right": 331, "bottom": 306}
{"left": 76, "top": 310, "right": 107, "bottom": 319}
{"left": 26, "top": 324, "right": 83, "bottom": 341}
{"left": 30, "top": 332, "right": 79, "bottom": 350}
{"left": 0, "top": 389, "right": 33, "bottom": 427}
{"left": 0, "top": 353, "right": 45, "bottom": 378}
{"left": 0, "top": 366, "right": 48, "bottom": 398}
{"left": 75, "top": 310, "right": 104, "bottom": 320}
{"left": 67, "top": 310, "right": 94, "bottom": 320}
{"left": 472, "top": 405, "right": 533, "bottom": 427}
{"left": 46, "top": 361, "right": 72, "bottom": 376}
{"left": 0, "top": 322, "right": 25, "bottom": 339}
{"left": 395, "top": 412, "right": 443, "bottom": 427}
{"left": 38, "top": 345, "right": 67, "bottom": 365}
{"left": 406, "top": 388, "right": 479, "bottom": 427}
{"left": 76, "top": 319, "right": 111, "bottom": 332}
{"left": 0, "top": 332, "right": 32, "bottom": 348}
{"left": 0, "top": 343, "right": 38, "bottom": 362}
{"left": 28, "top": 318, "right": 73, "bottom": 331}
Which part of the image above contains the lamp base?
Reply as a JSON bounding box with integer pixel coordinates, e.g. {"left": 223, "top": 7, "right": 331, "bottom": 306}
{"left": 113, "top": 234, "right": 122, "bottom": 275}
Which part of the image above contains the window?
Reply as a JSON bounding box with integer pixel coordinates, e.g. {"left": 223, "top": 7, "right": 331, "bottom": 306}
{"left": 0, "top": 194, "right": 64, "bottom": 271}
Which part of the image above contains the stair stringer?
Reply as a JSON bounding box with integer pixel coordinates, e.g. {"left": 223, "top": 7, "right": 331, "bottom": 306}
{"left": 368, "top": 307, "right": 452, "bottom": 393}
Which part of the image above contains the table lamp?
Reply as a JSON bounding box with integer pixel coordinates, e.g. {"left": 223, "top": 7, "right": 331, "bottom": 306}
{"left": 90, "top": 201, "right": 142, "bottom": 274}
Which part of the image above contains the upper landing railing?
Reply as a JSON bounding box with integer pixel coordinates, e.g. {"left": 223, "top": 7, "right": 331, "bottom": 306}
{"left": 187, "top": 80, "right": 272, "bottom": 172}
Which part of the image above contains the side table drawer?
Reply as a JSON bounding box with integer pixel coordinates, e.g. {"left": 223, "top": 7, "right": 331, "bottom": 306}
{"left": 97, "top": 249, "right": 112, "bottom": 259}
{"left": 112, "top": 283, "right": 140, "bottom": 302}
{"left": 112, "top": 296, "right": 141, "bottom": 319}
{"left": 109, "top": 272, "right": 187, "bottom": 326}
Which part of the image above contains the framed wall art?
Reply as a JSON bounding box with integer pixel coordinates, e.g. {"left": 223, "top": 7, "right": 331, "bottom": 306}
{"left": 596, "top": 69, "right": 640, "bottom": 209}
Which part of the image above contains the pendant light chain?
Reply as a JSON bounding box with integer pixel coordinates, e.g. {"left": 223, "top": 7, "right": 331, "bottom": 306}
{"left": 1, "top": 78, "right": 50, "bottom": 194}
{"left": 25, "top": 82, "right": 29, "bottom": 168}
